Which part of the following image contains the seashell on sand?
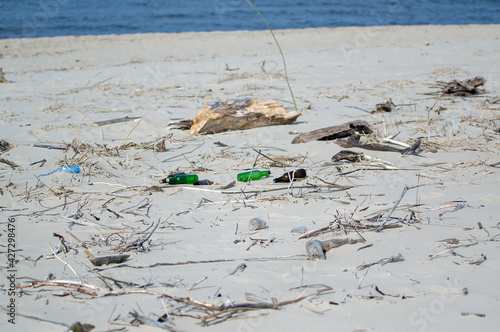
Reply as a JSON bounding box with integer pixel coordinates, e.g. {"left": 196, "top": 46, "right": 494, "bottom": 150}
{"left": 249, "top": 217, "right": 266, "bottom": 231}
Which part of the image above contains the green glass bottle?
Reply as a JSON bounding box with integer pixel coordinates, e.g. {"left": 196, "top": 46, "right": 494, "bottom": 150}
{"left": 168, "top": 174, "right": 199, "bottom": 184}
{"left": 237, "top": 170, "right": 271, "bottom": 182}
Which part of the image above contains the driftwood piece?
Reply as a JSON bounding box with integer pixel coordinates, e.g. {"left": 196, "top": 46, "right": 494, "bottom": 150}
{"left": 292, "top": 120, "right": 372, "bottom": 144}
{"left": 89, "top": 254, "right": 130, "bottom": 267}
{"left": 190, "top": 99, "right": 300, "bottom": 135}
{"left": 0, "top": 158, "right": 19, "bottom": 168}
{"left": 68, "top": 322, "right": 95, "bottom": 332}
{"left": 0, "top": 139, "right": 14, "bottom": 153}
{"left": 357, "top": 253, "right": 403, "bottom": 270}
{"left": 373, "top": 99, "right": 394, "bottom": 113}
{"left": 83, "top": 249, "right": 129, "bottom": 266}
{"left": 91, "top": 116, "right": 141, "bottom": 127}
{"left": 168, "top": 119, "right": 194, "bottom": 130}
{"left": 306, "top": 238, "right": 363, "bottom": 260}
{"left": 331, "top": 150, "right": 364, "bottom": 162}
{"left": 0, "top": 68, "right": 7, "bottom": 83}
{"left": 335, "top": 136, "right": 421, "bottom": 155}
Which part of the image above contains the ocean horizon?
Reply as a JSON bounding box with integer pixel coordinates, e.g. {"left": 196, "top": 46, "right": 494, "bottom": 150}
{"left": 1, "top": 0, "right": 500, "bottom": 39}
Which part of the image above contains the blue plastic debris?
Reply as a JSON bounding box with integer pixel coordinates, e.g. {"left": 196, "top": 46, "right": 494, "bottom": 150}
{"left": 38, "top": 164, "right": 80, "bottom": 177}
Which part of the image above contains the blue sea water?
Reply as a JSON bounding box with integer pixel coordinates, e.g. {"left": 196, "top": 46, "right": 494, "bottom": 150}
{"left": 1, "top": 0, "right": 499, "bottom": 39}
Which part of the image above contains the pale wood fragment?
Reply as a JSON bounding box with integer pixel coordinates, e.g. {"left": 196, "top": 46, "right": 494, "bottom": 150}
{"left": 190, "top": 98, "right": 300, "bottom": 135}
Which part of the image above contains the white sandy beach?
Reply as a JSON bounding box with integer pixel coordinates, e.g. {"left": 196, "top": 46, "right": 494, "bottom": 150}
{"left": 1, "top": 25, "right": 500, "bottom": 331}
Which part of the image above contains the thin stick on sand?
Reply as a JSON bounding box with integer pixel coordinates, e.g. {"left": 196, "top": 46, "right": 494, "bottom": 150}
{"left": 49, "top": 243, "right": 84, "bottom": 283}
{"left": 245, "top": 0, "right": 298, "bottom": 113}
{"left": 376, "top": 182, "right": 442, "bottom": 232}
{"left": 117, "top": 111, "right": 149, "bottom": 150}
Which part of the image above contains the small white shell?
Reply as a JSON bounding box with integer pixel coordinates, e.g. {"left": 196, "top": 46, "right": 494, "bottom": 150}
{"left": 291, "top": 226, "right": 307, "bottom": 234}
{"left": 249, "top": 217, "right": 266, "bottom": 231}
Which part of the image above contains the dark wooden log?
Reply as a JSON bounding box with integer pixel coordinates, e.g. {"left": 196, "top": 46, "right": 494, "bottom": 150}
{"left": 291, "top": 120, "right": 372, "bottom": 144}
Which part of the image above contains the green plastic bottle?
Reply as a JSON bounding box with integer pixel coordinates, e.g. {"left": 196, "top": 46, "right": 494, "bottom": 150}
{"left": 168, "top": 174, "right": 199, "bottom": 184}
{"left": 237, "top": 170, "right": 271, "bottom": 182}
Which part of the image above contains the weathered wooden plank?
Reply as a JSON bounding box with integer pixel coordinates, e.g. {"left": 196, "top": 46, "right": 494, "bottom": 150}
{"left": 291, "top": 120, "right": 372, "bottom": 144}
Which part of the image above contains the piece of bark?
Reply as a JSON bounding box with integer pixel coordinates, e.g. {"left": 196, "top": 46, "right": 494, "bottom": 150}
{"left": 292, "top": 120, "right": 372, "bottom": 144}
{"left": 190, "top": 99, "right": 300, "bottom": 135}
{"left": 92, "top": 116, "right": 141, "bottom": 127}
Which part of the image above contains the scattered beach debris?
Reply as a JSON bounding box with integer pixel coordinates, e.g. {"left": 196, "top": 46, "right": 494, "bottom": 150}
{"left": 292, "top": 120, "right": 372, "bottom": 144}
{"left": 273, "top": 168, "right": 306, "bottom": 182}
{"left": 427, "top": 76, "right": 486, "bottom": 96}
{"left": 185, "top": 98, "right": 300, "bottom": 135}
{"left": 91, "top": 116, "right": 142, "bottom": 127}
{"left": 5, "top": 25, "right": 498, "bottom": 332}
{"left": 38, "top": 164, "right": 80, "bottom": 177}
{"left": 249, "top": 217, "right": 267, "bottom": 231}
{"left": 306, "top": 238, "right": 363, "bottom": 260}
